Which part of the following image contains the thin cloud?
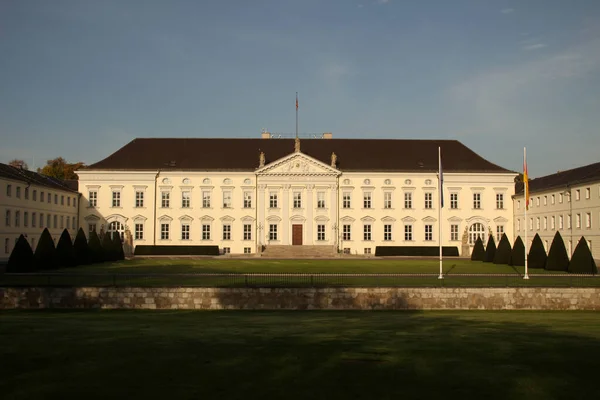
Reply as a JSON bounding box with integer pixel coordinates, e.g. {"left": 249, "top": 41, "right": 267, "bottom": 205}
{"left": 522, "top": 43, "right": 548, "bottom": 51}
{"left": 501, "top": 8, "right": 514, "bottom": 14}
{"left": 377, "top": 0, "right": 390, "bottom": 4}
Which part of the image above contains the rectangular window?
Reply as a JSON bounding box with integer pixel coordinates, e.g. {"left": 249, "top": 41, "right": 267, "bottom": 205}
{"left": 61, "top": 195, "right": 64, "bottom": 205}
{"left": 181, "top": 224, "right": 190, "bottom": 240}
{"left": 161, "top": 192, "right": 170, "bottom": 208}
{"left": 585, "top": 187, "right": 590, "bottom": 199}
{"left": 450, "top": 224, "right": 459, "bottom": 241}
{"left": 32, "top": 212, "right": 37, "bottom": 228}
{"left": 15, "top": 211, "right": 20, "bottom": 227}
{"left": 135, "top": 223, "right": 144, "bottom": 240}
{"left": 536, "top": 196, "right": 540, "bottom": 206}
{"left": 48, "top": 193, "right": 51, "bottom": 203}
{"left": 496, "top": 193, "right": 504, "bottom": 209}
{"left": 567, "top": 215, "right": 572, "bottom": 229}
{"left": 67, "top": 197, "right": 71, "bottom": 206}
{"left": 496, "top": 226, "right": 504, "bottom": 242}
{"left": 39, "top": 213, "right": 44, "bottom": 228}
{"left": 89, "top": 223, "right": 96, "bottom": 235}
{"left": 72, "top": 217, "right": 76, "bottom": 229}
{"left": 473, "top": 193, "right": 481, "bottom": 209}
{"left": 161, "top": 223, "right": 169, "bottom": 240}
{"left": 425, "top": 225, "right": 433, "bottom": 241}
{"left": 529, "top": 218, "right": 533, "bottom": 231}
{"left": 202, "top": 224, "right": 211, "bottom": 240}
{"left": 54, "top": 194, "right": 57, "bottom": 204}
{"left": 536, "top": 217, "right": 540, "bottom": 230}
{"left": 576, "top": 213, "right": 581, "bottom": 228}
{"left": 40, "top": 191, "right": 44, "bottom": 202}
{"left": 384, "top": 224, "right": 392, "bottom": 241}
{"left": 517, "top": 219, "right": 521, "bottom": 231}
{"left": 342, "top": 224, "right": 351, "bottom": 241}
{"left": 223, "top": 247, "right": 230, "bottom": 254}
{"left": 363, "top": 192, "right": 372, "bottom": 208}
{"left": 269, "top": 192, "right": 278, "bottom": 208}
{"left": 317, "top": 224, "right": 326, "bottom": 241}
{"left": 222, "top": 224, "right": 231, "bottom": 240}
{"left": 136, "top": 191, "right": 144, "bottom": 208}
{"left": 364, "top": 248, "right": 371, "bottom": 255}
{"left": 89, "top": 191, "right": 97, "bottom": 207}
{"left": 6, "top": 184, "right": 11, "bottom": 197}
{"left": 424, "top": 192, "right": 433, "bottom": 209}
{"left": 53, "top": 215, "right": 57, "bottom": 229}
{"left": 25, "top": 188, "right": 29, "bottom": 200}
{"left": 243, "top": 192, "right": 252, "bottom": 208}
{"left": 551, "top": 216, "right": 556, "bottom": 230}
{"left": 450, "top": 193, "right": 458, "bottom": 209}
{"left": 317, "top": 192, "right": 326, "bottom": 208}
{"left": 4, "top": 238, "right": 8, "bottom": 254}
{"left": 343, "top": 192, "right": 351, "bottom": 209}
{"left": 575, "top": 189, "right": 580, "bottom": 201}
{"left": 559, "top": 215, "right": 564, "bottom": 230}
{"left": 559, "top": 193, "right": 563, "bottom": 203}
{"left": 543, "top": 217, "right": 547, "bottom": 230}
{"left": 112, "top": 191, "right": 121, "bottom": 207}
{"left": 5, "top": 210, "right": 10, "bottom": 227}
{"left": 384, "top": 192, "right": 392, "bottom": 209}
{"left": 293, "top": 192, "right": 302, "bottom": 208}
{"left": 585, "top": 212, "right": 591, "bottom": 228}
{"left": 223, "top": 191, "right": 232, "bottom": 208}
{"left": 47, "top": 214, "right": 51, "bottom": 228}
{"left": 16, "top": 187, "right": 21, "bottom": 198}
{"left": 202, "top": 191, "right": 211, "bottom": 208}
{"left": 543, "top": 196, "right": 547, "bottom": 206}
{"left": 551, "top": 194, "right": 555, "bottom": 204}
{"left": 517, "top": 200, "right": 520, "bottom": 210}
{"left": 269, "top": 224, "right": 278, "bottom": 241}
{"left": 404, "top": 192, "right": 412, "bottom": 209}
{"left": 404, "top": 225, "right": 413, "bottom": 241}
{"left": 181, "top": 191, "right": 191, "bottom": 208}
{"left": 363, "top": 224, "right": 372, "bottom": 241}
{"left": 243, "top": 224, "right": 252, "bottom": 240}
{"left": 244, "top": 247, "right": 251, "bottom": 254}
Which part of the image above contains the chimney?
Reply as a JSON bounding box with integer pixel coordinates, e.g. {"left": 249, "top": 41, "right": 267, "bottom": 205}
{"left": 261, "top": 131, "right": 271, "bottom": 139}
{"left": 322, "top": 132, "right": 333, "bottom": 139}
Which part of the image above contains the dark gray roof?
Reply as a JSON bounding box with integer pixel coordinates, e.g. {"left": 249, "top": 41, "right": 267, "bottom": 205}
{"left": 0, "top": 163, "right": 79, "bottom": 193}
{"left": 84, "top": 138, "right": 513, "bottom": 173}
{"left": 515, "top": 161, "right": 600, "bottom": 195}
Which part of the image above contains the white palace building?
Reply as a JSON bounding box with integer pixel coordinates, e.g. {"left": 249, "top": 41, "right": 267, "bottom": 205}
{"left": 75, "top": 134, "right": 517, "bottom": 256}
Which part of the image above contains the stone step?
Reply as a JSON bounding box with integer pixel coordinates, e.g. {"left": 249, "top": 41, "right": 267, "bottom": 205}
{"left": 261, "top": 245, "right": 337, "bottom": 258}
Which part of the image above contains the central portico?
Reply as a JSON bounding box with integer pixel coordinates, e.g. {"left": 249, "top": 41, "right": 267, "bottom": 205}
{"left": 255, "top": 143, "right": 341, "bottom": 250}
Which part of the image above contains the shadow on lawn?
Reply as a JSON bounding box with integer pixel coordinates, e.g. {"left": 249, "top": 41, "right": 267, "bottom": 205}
{"left": 0, "top": 311, "right": 599, "bottom": 399}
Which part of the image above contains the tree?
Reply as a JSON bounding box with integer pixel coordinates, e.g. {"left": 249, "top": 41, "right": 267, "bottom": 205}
{"left": 528, "top": 234, "right": 548, "bottom": 269}
{"left": 88, "top": 231, "right": 105, "bottom": 264}
{"left": 112, "top": 233, "right": 125, "bottom": 261}
{"left": 8, "top": 159, "right": 29, "bottom": 170}
{"left": 55, "top": 229, "right": 75, "bottom": 268}
{"left": 510, "top": 236, "right": 525, "bottom": 266}
{"left": 37, "top": 157, "right": 85, "bottom": 180}
{"left": 493, "top": 233, "right": 512, "bottom": 265}
{"left": 484, "top": 235, "right": 496, "bottom": 263}
{"left": 471, "top": 237, "right": 485, "bottom": 261}
{"left": 73, "top": 228, "right": 91, "bottom": 266}
{"left": 34, "top": 228, "right": 57, "bottom": 270}
{"left": 568, "top": 237, "right": 597, "bottom": 274}
{"left": 546, "top": 231, "right": 570, "bottom": 272}
{"left": 102, "top": 232, "right": 116, "bottom": 262}
{"left": 6, "top": 235, "right": 34, "bottom": 272}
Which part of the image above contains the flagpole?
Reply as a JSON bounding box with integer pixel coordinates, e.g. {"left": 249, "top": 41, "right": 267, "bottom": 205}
{"left": 438, "top": 146, "right": 443, "bottom": 279}
{"left": 295, "top": 92, "right": 298, "bottom": 139}
{"left": 523, "top": 147, "right": 530, "bottom": 280}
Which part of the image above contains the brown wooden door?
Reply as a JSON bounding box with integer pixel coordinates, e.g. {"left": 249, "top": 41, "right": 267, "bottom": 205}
{"left": 292, "top": 224, "right": 303, "bottom": 245}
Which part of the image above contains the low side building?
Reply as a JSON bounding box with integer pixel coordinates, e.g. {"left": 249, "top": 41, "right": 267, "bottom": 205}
{"left": 0, "top": 164, "right": 80, "bottom": 261}
{"left": 513, "top": 162, "right": 600, "bottom": 257}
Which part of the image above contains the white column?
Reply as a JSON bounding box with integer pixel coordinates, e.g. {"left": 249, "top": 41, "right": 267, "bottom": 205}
{"left": 306, "top": 184, "right": 314, "bottom": 243}
{"left": 282, "top": 185, "right": 290, "bottom": 245}
{"left": 257, "top": 185, "right": 266, "bottom": 247}
{"left": 330, "top": 184, "right": 338, "bottom": 248}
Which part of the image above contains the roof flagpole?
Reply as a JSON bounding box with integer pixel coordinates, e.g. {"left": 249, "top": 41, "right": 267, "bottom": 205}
{"left": 295, "top": 92, "right": 299, "bottom": 139}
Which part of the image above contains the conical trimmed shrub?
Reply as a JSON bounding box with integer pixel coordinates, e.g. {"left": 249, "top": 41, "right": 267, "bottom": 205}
{"left": 493, "top": 233, "right": 512, "bottom": 265}
{"left": 6, "top": 235, "right": 34, "bottom": 273}
{"left": 471, "top": 237, "right": 485, "bottom": 261}
{"left": 112, "top": 233, "right": 125, "bottom": 261}
{"left": 528, "top": 233, "right": 547, "bottom": 269}
{"left": 568, "top": 237, "right": 597, "bottom": 274}
{"left": 102, "top": 232, "right": 116, "bottom": 262}
{"left": 88, "top": 231, "right": 105, "bottom": 264}
{"left": 34, "top": 228, "right": 57, "bottom": 270}
{"left": 55, "top": 229, "right": 75, "bottom": 268}
{"left": 484, "top": 235, "right": 496, "bottom": 263}
{"left": 546, "top": 231, "right": 569, "bottom": 271}
{"left": 510, "top": 236, "right": 525, "bottom": 266}
{"left": 73, "top": 228, "right": 90, "bottom": 266}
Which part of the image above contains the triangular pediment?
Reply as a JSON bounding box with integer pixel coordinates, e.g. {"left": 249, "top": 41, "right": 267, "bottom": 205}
{"left": 256, "top": 152, "right": 340, "bottom": 176}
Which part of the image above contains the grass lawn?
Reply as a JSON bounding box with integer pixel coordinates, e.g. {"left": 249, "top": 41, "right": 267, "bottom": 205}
{"left": 1, "top": 311, "right": 600, "bottom": 399}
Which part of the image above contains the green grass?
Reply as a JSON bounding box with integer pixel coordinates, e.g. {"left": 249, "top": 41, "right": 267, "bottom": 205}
{"left": 1, "top": 311, "right": 600, "bottom": 399}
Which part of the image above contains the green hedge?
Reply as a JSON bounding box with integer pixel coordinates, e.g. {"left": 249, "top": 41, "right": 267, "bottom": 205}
{"left": 73, "top": 228, "right": 91, "bottom": 266}
{"left": 6, "top": 234, "right": 34, "bottom": 273}
{"left": 528, "top": 233, "right": 547, "bottom": 269}
{"left": 493, "top": 233, "right": 512, "bottom": 265}
{"left": 134, "top": 245, "right": 220, "bottom": 256}
{"left": 34, "top": 228, "right": 56, "bottom": 270}
{"left": 510, "top": 236, "right": 525, "bottom": 266}
{"left": 471, "top": 237, "right": 485, "bottom": 261}
{"left": 484, "top": 236, "right": 496, "bottom": 263}
{"left": 546, "top": 231, "right": 569, "bottom": 271}
{"left": 568, "top": 237, "right": 597, "bottom": 274}
{"left": 88, "top": 231, "right": 105, "bottom": 264}
{"left": 375, "top": 246, "right": 459, "bottom": 257}
{"left": 55, "top": 229, "right": 75, "bottom": 268}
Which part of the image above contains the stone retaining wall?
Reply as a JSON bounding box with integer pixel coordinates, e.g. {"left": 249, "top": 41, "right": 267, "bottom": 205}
{"left": 2, "top": 287, "right": 600, "bottom": 310}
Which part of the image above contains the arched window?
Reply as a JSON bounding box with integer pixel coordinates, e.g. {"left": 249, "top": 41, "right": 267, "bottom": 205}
{"left": 108, "top": 221, "right": 124, "bottom": 241}
{"left": 468, "top": 223, "right": 486, "bottom": 245}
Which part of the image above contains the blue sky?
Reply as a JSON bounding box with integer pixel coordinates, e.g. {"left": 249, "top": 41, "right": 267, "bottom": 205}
{"left": 1, "top": 0, "right": 599, "bottom": 178}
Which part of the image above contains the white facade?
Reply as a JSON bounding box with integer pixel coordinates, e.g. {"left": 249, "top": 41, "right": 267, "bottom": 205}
{"left": 77, "top": 150, "right": 516, "bottom": 256}
{"left": 1, "top": 175, "right": 79, "bottom": 261}
{"left": 513, "top": 182, "right": 600, "bottom": 257}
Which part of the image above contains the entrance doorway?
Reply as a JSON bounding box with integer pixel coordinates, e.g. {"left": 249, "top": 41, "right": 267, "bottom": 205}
{"left": 292, "top": 224, "right": 303, "bottom": 245}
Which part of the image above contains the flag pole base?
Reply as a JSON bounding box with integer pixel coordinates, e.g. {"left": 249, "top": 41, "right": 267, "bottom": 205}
{"left": 523, "top": 274, "right": 530, "bottom": 280}
{"left": 438, "top": 275, "right": 444, "bottom": 280}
